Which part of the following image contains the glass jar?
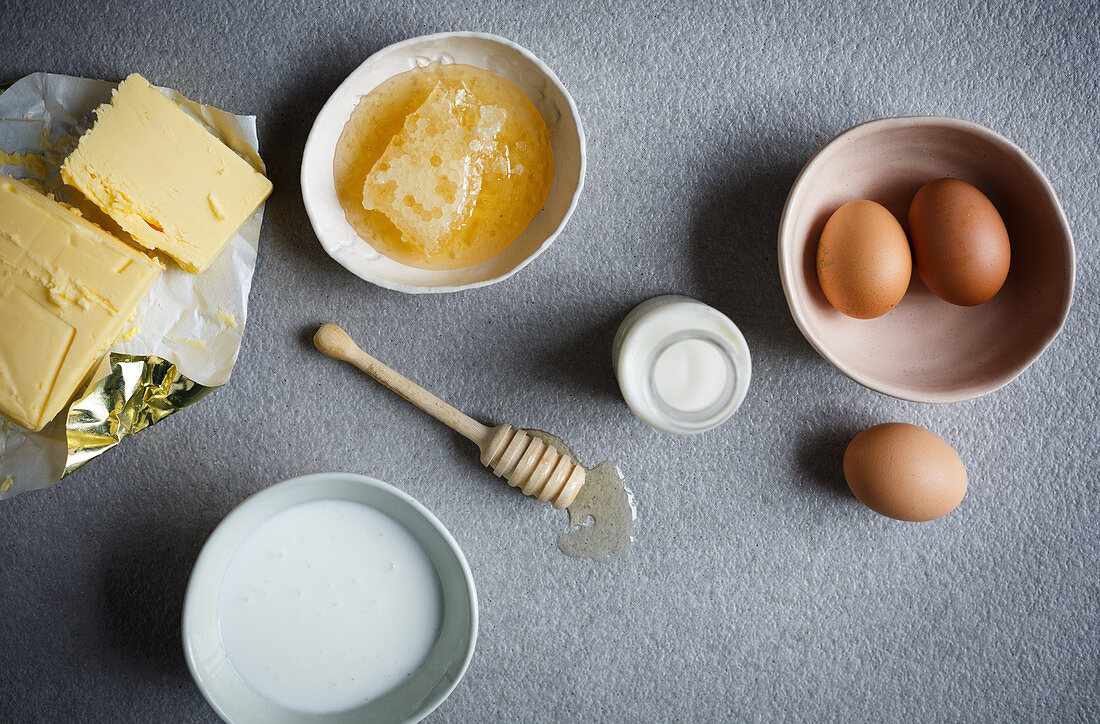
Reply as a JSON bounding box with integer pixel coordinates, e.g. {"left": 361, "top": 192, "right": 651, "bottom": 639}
{"left": 612, "top": 295, "right": 751, "bottom": 434}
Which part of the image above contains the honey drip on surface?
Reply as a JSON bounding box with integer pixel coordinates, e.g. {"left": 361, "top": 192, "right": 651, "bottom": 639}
{"left": 526, "top": 430, "right": 636, "bottom": 561}
{"left": 334, "top": 62, "right": 553, "bottom": 270}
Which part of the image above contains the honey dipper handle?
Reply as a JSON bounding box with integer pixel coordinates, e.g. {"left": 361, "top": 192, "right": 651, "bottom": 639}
{"left": 313, "top": 323, "right": 490, "bottom": 446}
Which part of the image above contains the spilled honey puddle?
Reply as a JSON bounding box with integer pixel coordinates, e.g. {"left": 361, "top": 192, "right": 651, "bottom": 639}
{"left": 526, "top": 430, "right": 636, "bottom": 561}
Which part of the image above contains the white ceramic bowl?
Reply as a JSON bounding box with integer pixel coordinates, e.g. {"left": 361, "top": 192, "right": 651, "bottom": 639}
{"left": 301, "top": 32, "right": 586, "bottom": 293}
{"left": 182, "top": 473, "right": 478, "bottom": 723}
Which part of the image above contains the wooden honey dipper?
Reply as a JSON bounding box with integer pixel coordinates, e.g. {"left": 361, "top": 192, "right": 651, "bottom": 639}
{"left": 313, "top": 323, "right": 587, "bottom": 509}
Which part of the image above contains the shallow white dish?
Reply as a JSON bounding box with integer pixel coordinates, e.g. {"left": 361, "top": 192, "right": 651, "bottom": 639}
{"left": 301, "top": 32, "right": 586, "bottom": 293}
{"left": 182, "top": 473, "right": 478, "bottom": 723}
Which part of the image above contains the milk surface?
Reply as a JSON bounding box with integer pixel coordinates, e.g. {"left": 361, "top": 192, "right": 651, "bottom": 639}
{"left": 218, "top": 499, "right": 442, "bottom": 714}
{"left": 652, "top": 337, "right": 730, "bottom": 412}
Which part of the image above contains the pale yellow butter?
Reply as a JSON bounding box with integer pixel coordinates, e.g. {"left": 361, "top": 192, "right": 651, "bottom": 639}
{"left": 61, "top": 74, "right": 272, "bottom": 273}
{"left": 0, "top": 148, "right": 51, "bottom": 180}
{"left": 0, "top": 176, "right": 163, "bottom": 431}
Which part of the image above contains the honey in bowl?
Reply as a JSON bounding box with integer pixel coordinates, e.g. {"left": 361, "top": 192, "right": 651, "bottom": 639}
{"left": 334, "top": 62, "right": 553, "bottom": 270}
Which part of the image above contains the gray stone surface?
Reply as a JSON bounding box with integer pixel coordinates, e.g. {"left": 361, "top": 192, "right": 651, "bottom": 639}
{"left": 2, "top": 0, "right": 1098, "bottom": 721}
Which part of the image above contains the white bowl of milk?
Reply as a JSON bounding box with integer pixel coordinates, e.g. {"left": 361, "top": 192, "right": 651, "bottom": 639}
{"left": 182, "top": 473, "right": 477, "bottom": 723}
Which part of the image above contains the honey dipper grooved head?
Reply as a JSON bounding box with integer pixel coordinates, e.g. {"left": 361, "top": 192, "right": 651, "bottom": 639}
{"left": 482, "top": 426, "right": 586, "bottom": 509}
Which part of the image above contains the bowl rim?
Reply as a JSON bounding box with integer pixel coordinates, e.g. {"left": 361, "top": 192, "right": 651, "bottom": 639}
{"left": 181, "top": 472, "right": 478, "bottom": 723}
{"left": 300, "top": 31, "right": 587, "bottom": 294}
{"left": 777, "top": 115, "right": 1076, "bottom": 403}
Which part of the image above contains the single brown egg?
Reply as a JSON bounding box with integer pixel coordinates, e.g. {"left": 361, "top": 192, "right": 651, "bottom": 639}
{"left": 816, "top": 200, "right": 912, "bottom": 319}
{"left": 908, "top": 178, "right": 1011, "bottom": 306}
{"left": 843, "top": 422, "right": 967, "bottom": 522}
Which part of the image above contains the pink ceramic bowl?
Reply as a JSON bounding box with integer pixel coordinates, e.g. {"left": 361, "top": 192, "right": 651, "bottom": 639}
{"left": 778, "top": 117, "right": 1074, "bottom": 403}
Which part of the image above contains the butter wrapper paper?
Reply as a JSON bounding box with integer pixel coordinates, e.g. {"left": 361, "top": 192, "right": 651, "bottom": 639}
{"left": 0, "top": 73, "right": 266, "bottom": 499}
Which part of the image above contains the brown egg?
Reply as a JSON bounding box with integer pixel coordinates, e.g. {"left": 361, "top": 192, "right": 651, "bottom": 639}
{"left": 908, "top": 178, "right": 1010, "bottom": 306}
{"left": 816, "top": 200, "right": 912, "bottom": 319}
{"left": 843, "top": 422, "right": 967, "bottom": 522}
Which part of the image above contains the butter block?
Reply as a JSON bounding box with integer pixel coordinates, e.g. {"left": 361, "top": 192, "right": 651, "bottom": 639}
{"left": 61, "top": 74, "right": 272, "bottom": 273}
{"left": 0, "top": 176, "right": 163, "bottom": 430}
{"left": 363, "top": 82, "right": 507, "bottom": 255}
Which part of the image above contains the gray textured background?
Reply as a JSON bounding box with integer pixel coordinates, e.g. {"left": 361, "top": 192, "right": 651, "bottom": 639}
{"left": 2, "top": 0, "right": 1098, "bottom": 721}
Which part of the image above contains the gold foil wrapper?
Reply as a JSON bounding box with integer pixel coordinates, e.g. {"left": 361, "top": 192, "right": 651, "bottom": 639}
{"left": 64, "top": 354, "right": 215, "bottom": 476}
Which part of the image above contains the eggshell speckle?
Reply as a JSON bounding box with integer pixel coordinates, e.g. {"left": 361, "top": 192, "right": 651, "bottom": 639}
{"left": 816, "top": 200, "right": 912, "bottom": 319}
{"left": 908, "top": 178, "right": 1011, "bottom": 306}
{"left": 843, "top": 422, "right": 967, "bottom": 522}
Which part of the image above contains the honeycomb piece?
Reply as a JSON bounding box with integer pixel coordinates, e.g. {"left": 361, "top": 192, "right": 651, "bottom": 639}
{"left": 362, "top": 82, "right": 507, "bottom": 255}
